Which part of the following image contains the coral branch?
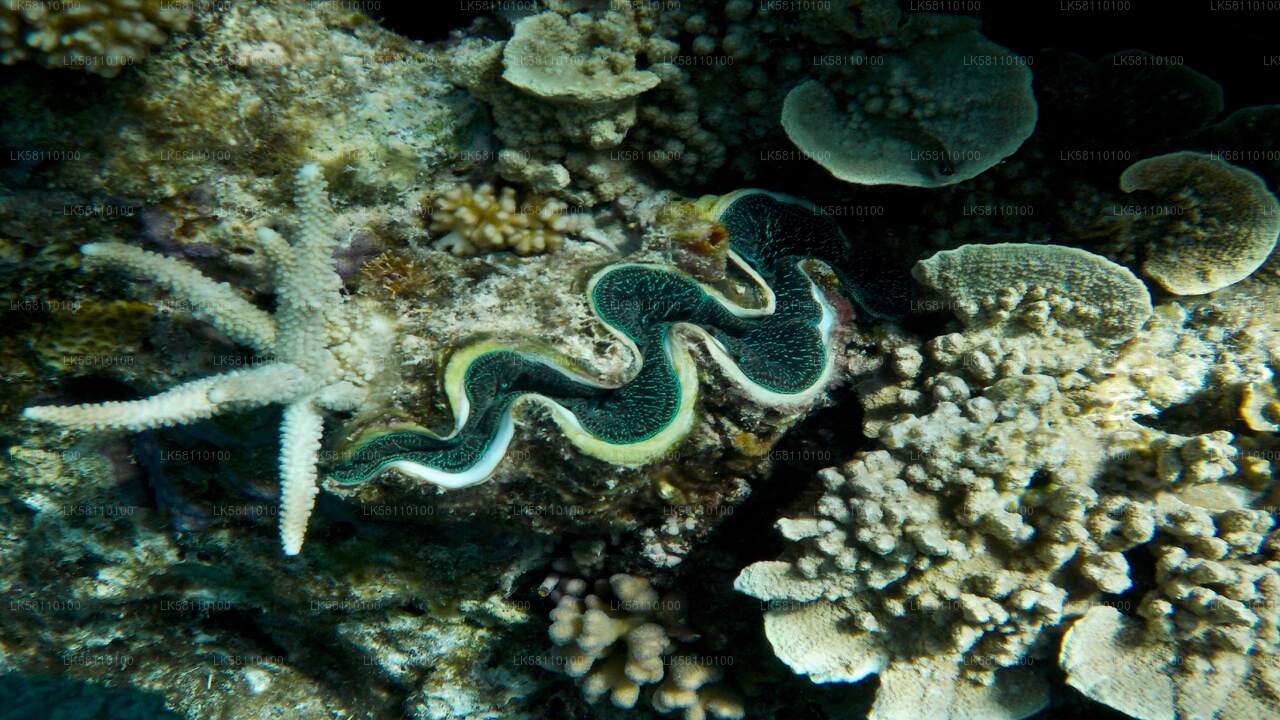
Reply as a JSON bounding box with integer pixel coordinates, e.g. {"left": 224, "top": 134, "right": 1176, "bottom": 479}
{"left": 82, "top": 242, "right": 277, "bottom": 351}
{"left": 279, "top": 399, "right": 324, "bottom": 556}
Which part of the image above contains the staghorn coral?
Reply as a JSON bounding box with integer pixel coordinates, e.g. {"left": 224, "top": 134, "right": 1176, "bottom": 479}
{"left": 545, "top": 573, "right": 745, "bottom": 720}
{"left": 428, "top": 182, "right": 578, "bottom": 257}
{"left": 0, "top": 0, "right": 190, "bottom": 76}
{"left": 22, "top": 164, "right": 395, "bottom": 556}
{"left": 1115, "top": 151, "right": 1280, "bottom": 295}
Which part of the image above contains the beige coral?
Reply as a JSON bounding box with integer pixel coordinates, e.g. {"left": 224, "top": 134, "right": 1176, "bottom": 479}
{"left": 545, "top": 573, "right": 744, "bottom": 720}
{"left": 0, "top": 0, "right": 190, "bottom": 76}
{"left": 781, "top": 16, "right": 1037, "bottom": 188}
{"left": 1118, "top": 151, "right": 1280, "bottom": 295}
{"left": 1242, "top": 377, "right": 1280, "bottom": 432}
{"left": 741, "top": 241, "right": 1280, "bottom": 719}
{"left": 428, "top": 183, "right": 576, "bottom": 257}
{"left": 912, "top": 242, "right": 1153, "bottom": 344}
{"left": 502, "top": 11, "right": 659, "bottom": 104}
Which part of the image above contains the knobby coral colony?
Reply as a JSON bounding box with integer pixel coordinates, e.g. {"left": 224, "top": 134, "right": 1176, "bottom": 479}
{"left": 22, "top": 175, "right": 904, "bottom": 556}
{"left": 329, "top": 190, "right": 905, "bottom": 484}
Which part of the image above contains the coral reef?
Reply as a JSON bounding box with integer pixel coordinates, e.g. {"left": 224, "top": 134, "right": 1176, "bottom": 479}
{"left": 4, "top": 1, "right": 1278, "bottom": 719}
{"left": 328, "top": 190, "right": 869, "bottom": 493}
{"left": 0, "top": 426, "right": 556, "bottom": 719}
{"left": 23, "top": 165, "right": 395, "bottom": 555}
{"left": 737, "top": 237, "right": 1280, "bottom": 719}
{"left": 545, "top": 572, "right": 745, "bottom": 720}
{"left": 0, "top": 0, "right": 190, "bottom": 76}
{"left": 502, "top": 11, "right": 660, "bottom": 104}
{"left": 781, "top": 16, "right": 1037, "bottom": 187}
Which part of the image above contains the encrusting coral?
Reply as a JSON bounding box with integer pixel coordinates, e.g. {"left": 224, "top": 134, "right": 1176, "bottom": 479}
{"left": 23, "top": 164, "right": 394, "bottom": 556}
{"left": 0, "top": 0, "right": 190, "bottom": 76}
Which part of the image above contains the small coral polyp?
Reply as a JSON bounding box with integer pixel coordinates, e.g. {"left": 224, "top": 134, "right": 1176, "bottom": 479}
{"left": 331, "top": 190, "right": 886, "bottom": 488}
{"left": 430, "top": 182, "right": 575, "bottom": 257}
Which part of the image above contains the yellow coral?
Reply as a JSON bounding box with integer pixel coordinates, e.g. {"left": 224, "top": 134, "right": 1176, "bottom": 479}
{"left": 429, "top": 183, "right": 571, "bottom": 257}
{"left": 0, "top": 0, "right": 190, "bottom": 77}
{"left": 1242, "top": 378, "right": 1280, "bottom": 432}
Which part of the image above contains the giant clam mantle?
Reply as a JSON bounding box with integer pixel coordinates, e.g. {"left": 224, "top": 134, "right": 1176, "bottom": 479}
{"left": 22, "top": 180, "right": 905, "bottom": 555}
{"left": 331, "top": 190, "right": 906, "bottom": 489}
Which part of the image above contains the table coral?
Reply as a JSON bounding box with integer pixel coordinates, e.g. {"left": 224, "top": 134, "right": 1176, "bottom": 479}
{"left": 502, "top": 11, "right": 659, "bottom": 104}
{"left": 23, "top": 164, "right": 395, "bottom": 556}
{"left": 1116, "top": 151, "right": 1280, "bottom": 295}
{"left": 781, "top": 15, "right": 1037, "bottom": 188}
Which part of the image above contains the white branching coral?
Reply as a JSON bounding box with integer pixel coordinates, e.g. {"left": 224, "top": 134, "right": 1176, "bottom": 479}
{"left": 24, "top": 164, "right": 393, "bottom": 555}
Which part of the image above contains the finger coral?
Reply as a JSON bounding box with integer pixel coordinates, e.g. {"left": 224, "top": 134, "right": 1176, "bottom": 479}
{"left": 737, "top": 240, "right": 1280, "bottom": 720}
{"left": 429, "top": 182, "right": 576, "bottom": 257}
{"left": 545, "top": 573, "right": 745, "bottom": 720}
{"left": 0, "top": 0, "right": 190, "bottom": 76}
